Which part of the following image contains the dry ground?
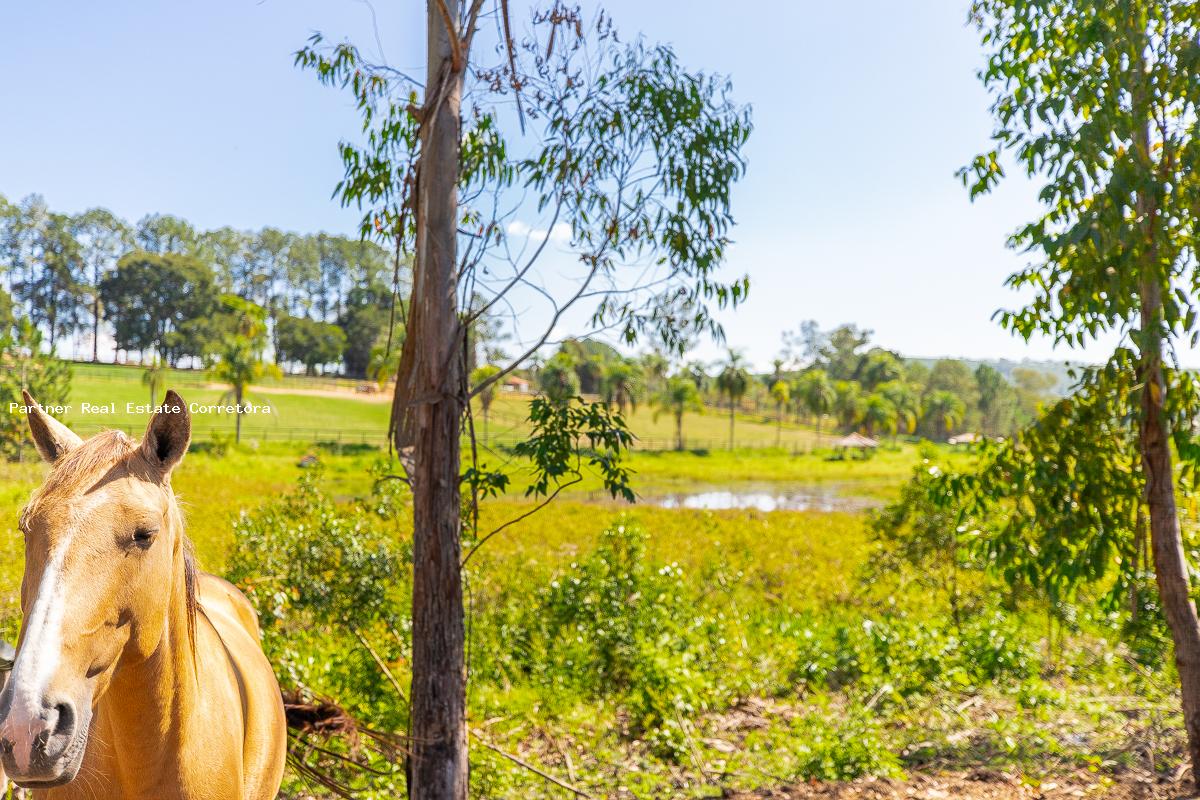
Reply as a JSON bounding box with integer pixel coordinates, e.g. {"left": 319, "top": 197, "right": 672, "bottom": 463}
{"left": 725, "top": 767, "right": 1194, "bottom": 800}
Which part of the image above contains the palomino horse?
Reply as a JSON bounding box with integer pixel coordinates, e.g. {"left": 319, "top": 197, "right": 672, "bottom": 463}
{"left": 0, "top": 391, "right": 286, "bottom": 799}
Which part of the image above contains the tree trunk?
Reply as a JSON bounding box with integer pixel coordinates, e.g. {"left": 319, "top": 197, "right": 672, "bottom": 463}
{"left": 728, "top": 401, "right": 734, "bottom": 449}
{"left": 393, "top": 6, "right": 468, "bottom": 798}
{"left": 93, "top": 295, "right": 100, "bottom": 362}
{"left": 1139, "top": 274, "right": 1200, "bottom": 781}
{"left": 235, "top": 385, "right": 243, "bottom": 444}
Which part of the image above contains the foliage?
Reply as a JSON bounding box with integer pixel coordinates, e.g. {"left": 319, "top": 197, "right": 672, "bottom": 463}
{"left": 536, "top": 353, "right": 581, "bottom": 406}
{"left": 511, "top": 397, "right": 635, "bottom": 503}
{"left": 276, "top": 314, "right": 347, "bottom": 375}
{"left": 0, "top": 319, "right": 72, "bottom": 460}
{"left": 101, "top": 251, "right": 220, "bottom": 364}
{"left": 652, "top": 374, "right": 704, "bottom": 450}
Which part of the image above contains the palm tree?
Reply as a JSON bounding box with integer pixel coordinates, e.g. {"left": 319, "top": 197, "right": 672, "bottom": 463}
{"left": 470, "top": 364, "right": 502, "bottom": 442}
{"left": 639, "top": 351, "right": 670, "bottom": 396}
{"left": 922, "top": 390, "right": 966, "bottom": 442}
{"left": 833, "top": 380, "right": 865, "bottom": 432}
{"left": 797, "top": 369, "right": 835, "bottom": 442}
{"left": 653, "top": 375, "right": 703, "bottom": 451}
{"left": 142, "top": 358, "right": 166, "bottom": 406}
{"left": 602, "top": 358, "right": 642, "bottom": 414}
{"left": 208, "top": 335, "right": 281, "bottom": 443}
{"left": 770, "top": 379, "right": 791, "bottom": 446}
{"left": 876, "top": 379, "right": 920, "bottom": 437}
{"left": 715, "top": 350, "right": 750, "bottom": 449}
{"left": 862, "top": 393, "right": 898, "bottom": 439}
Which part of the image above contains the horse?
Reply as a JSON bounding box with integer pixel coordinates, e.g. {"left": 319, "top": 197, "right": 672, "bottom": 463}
{"left": 0, "top": 390, "right": 287, "bottom": 799}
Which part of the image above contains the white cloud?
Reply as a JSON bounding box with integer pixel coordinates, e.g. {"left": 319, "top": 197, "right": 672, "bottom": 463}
{"left": 506, "top": 220, "right": 571, "bottom": 244}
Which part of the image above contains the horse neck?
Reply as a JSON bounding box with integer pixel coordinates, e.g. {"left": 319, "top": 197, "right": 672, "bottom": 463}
{"left": 97, "top": 524, "right": 197, "bottom": 766}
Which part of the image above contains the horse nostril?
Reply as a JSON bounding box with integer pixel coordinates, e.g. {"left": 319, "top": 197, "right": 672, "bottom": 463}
{"left": 0, "top": 738, "right": 12, "bottom": 756}
{"left": 52, "top": 702, "right": 74, "bottom": 739}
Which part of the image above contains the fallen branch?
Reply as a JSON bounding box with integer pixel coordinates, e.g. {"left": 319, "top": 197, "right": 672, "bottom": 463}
{"left": 470, "top": 729, "right": 593, "bottom": 798}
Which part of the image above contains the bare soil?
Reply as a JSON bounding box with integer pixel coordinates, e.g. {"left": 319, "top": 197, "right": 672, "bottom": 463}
{"left": 723, "top": 767, "right": 1195, "bottom": 800}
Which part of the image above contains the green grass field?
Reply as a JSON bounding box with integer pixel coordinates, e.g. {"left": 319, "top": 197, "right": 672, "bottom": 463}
{"left": 56, "top": 361, "right": 824, "bottom": 450}
{"left": 0, "top": 363, "right": 1177, "bottom": 797}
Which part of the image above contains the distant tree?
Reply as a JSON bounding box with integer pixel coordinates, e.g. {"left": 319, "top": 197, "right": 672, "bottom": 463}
{"left": 470, "top": 364, "right": 502, "bottom": 442}
{"left": 135, "top": 213, "right": 198, "bottom": 254}
{"left": 875, "top": 379, "right": 920, "bottom": 435}
{"left": 208, "top": 335, "right": 280, "bottom": 443}
{"left": 857, "top": 348, "right": 903, "bottom": 390}
{"left": 101, "top": 251, "right": 219, "bottom": 365}
{"left": 654, "top": 375, "right": 704, "bottom": 451}
{"left": 770, "top": 379, "right": 791, "bottom": 445}
{"left": 0, "top": 287, "right": 15, "bottom": 338}
{"left": 716, "top": 350, "right": 750, "bottom": 448}
{"left": 538, "top": 353, "right": 581, "bottom": 406}
{"left": 142, "top": 358, "right": 166, "bottom": 406}
{"left": 13, "top": 212, "right": 85, "bottom": 351}
{"left": 922, "top": 390, "right": 965, "bottom": 442}
{"left": 862, "top": 393, "right": 898, "bottom": 439}
{"left": 73, "top": 208, "right": 131, "bottom": 362}
{"left": 782, "top": 319, "right": 826, "bottom": 368}
{"left": 0, "top": 319, "right": 72, "bottom": 461}
{"left": 797, "top": 368, "right": 836, "bottom": 441}
{"left": 821, "top": 324, "right": 872, "bottom": 381}
{"left": 276, "top": 314, "right": 347, "bottom": 376}
{"left": 367, "top": 343, "right": 401, "bottom": 388}
{"left": 833, "top": 379, "right": 865, "bottom": 432}
{"left": 638, "top": 351, "right": 671, "bottom": 396}
{"left": 559, "top": 338, "right": 622, "bottom": 395}
{"left": 602, "top": 358, "right": 642, "bottom": 414}
{"left": 337, "top": 282, "right": 392, "bottom": 378}
{"left": 975, "top": 364, "right": 1016, "bottom": 437}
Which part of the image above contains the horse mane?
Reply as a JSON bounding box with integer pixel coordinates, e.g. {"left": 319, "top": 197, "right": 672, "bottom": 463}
{"left": 23, "top": 429, "right": 199, "bottom": 649}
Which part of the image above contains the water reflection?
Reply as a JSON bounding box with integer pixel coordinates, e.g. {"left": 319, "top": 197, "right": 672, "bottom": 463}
{"left": 606, "top": 484, "right": 880, "bottom": 512}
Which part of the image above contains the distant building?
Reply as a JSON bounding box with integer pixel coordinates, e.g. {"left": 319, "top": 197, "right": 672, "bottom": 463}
{"left": 503, "top": 376, "right": 531, "bottom": 393}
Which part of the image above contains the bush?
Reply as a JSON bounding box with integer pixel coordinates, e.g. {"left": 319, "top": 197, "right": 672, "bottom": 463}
{"left": 497, "top": 520, "right": 731, "bottom": 759}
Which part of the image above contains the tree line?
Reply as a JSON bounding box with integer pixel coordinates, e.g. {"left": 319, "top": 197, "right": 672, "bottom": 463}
{"left": 527, "top": 324, "right": 1058, "bottom": 449}
{"left": 0, "top": 194, "right": 407, "bottom": 378}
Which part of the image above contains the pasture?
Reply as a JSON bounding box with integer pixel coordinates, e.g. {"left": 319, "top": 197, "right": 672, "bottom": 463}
{"left": 0, "top": 370, "right": 1180, "bottom": 798}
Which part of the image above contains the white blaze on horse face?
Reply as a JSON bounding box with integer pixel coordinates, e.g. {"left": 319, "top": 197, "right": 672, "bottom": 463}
{"left": 4, "top": 527, "right": 73, "bottom": 773}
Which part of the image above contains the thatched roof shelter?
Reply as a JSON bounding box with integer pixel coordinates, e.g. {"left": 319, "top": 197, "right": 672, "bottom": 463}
{"left": 833, "top": 432, "right": 879, "bottom": 449}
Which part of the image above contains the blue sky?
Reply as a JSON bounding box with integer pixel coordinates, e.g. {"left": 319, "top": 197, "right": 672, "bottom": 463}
{"left": 0, "top": 1, "right": 1110, "bottom": 369}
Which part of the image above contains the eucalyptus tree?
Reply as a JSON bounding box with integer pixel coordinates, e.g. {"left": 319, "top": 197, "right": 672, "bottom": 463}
{"left": 13, "top": 212, "right": 85, "bottom": 351}
{"left": 134, "top": 213, "right": 197, "bottom": 254}
{"left": 962, "top": 0, "right": 1200, "bottom": 772}
{"left": 73, "top": 208, "right": 131, "bottom": 361}
{"left": 298, "top": 5, "right": 749, "bottom": 795}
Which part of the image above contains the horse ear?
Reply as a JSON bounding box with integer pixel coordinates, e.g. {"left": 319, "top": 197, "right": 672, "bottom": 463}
{"left": 141, "top": 390, "right": 191, "bottom": 474}
{"left": 23, "top": 389, "right": 82, "bottom": 463}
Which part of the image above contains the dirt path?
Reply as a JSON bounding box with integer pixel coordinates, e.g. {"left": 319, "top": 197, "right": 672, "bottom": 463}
{"left": 724, "top": 767, "right": 1193, "bottom": 800}
{"left": 202, "top": 382, "right": 393, "bottom": 403}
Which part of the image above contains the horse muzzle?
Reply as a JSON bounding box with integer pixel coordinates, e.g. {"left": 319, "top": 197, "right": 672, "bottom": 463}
{"left": 0, "top": 693, "right": 89, "bottom": 787}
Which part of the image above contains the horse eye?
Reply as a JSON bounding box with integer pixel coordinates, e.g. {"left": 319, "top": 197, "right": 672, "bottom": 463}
{"left": 132, "top": 527, "right": 158, "bottom": 547}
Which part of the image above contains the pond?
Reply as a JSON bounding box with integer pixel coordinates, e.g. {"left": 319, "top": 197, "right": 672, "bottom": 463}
{"left": 608, "top": 483, "right": 882, "bottom": 513}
